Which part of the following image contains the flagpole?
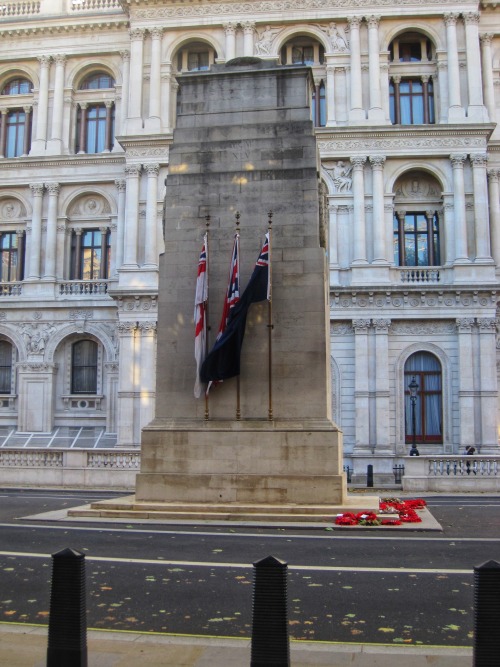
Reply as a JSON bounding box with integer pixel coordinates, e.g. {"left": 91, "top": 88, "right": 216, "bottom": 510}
{"left": 267, "top": 211, "right": 273, "bottom": 421}
{"left": 204, "top": 215, "right": 210, "bottom": 421}
{"left": 235, "top": 211, "right": 241, "bottom": 421}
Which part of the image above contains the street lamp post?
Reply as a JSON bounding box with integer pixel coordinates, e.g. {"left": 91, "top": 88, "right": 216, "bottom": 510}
{"left": 409, "top": 375, "right": 420, "bottom": 456}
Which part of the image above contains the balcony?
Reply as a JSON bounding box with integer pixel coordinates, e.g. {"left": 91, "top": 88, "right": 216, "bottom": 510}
{"left": 59, "top": 280, "right": 109, "bottom": 296}
{"left": 0, "top": 283, "right": 22, "bottom": 296}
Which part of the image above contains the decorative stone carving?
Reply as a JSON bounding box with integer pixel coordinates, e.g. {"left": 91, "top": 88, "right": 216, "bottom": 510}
{"left": 324, "top": 161, "right": 352, "bottom": 193}
{"left": 330, "top": 322, "right": 353, "bottom": 335}
{"left": 0, "top": 198, "right": 25, "bottom": 220}
{"left": 322, "top": 22, "right": 348, "bottom": 51}
{"left": 18, "top": 322, "right": 57, "bottom": 355}
{"left": 318, "top": 136, "right": 486, "bottom": 152}
{"left": 68, "top": 194, "right": 110, "bottom": 217}
{"left": 352, "top": 319, "right": 371, "bottom": 332}
{"left": 391, "top": 321, "right": 456, "bottom": 334}
{"left": 456, "top": 317, "right": 475, "bottom": 331}
{"left": 394, "top": 172, "right": 440, "bottom": 200}
{"left": 255, "top": 25, "right": 279, "bottom": 55}
{"left": 69, "top": 309, "right": 93, "bottom": 320}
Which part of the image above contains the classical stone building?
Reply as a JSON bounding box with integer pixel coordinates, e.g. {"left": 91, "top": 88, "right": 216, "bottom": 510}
{"left": 0, "top": 0, "right": 499, "bottom": 483}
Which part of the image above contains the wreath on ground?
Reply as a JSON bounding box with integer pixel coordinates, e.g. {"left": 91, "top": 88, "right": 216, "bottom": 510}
{"left": 334, "top": 498, "right": 426, "bottom": 527}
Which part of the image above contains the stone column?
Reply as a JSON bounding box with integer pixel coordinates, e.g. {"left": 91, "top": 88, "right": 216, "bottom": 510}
{"left": 480, "top": 34, "right": 495, "bottom": 123}
{"left": 456, "top": 318, "right": 476, "bottom": 452}
{"left": 31, "top": 55, "right": 51, "bottom": 154}
{"left": 444, "top": 14, "right": 465, "bottom": 121}
{"left": 385, "top": 201, "right": 394, "bottom": 263}
{"left": 328, "top": 203, "right": 339, "bottom": 267}
{"left": 161, "top": 64, "right": 172, "bottom": 130}
{"left": 55, "top": 223, "right": 66, "bottom": 282}
{"left": 117, "top": 322, "right": 139, "bottom": 447}
{"left": 350, "top": 156, "right": 367, "bottom": 264}
{"left": 146, "top": 28, "right": 162, "bottom": 132}
{"left": 47, "top": 54, "right": 66, "bottom": 155}
{"left": 242, "top": 22, "right": 255, "bottom": 57}
{"left": 366, "top": 15, "right": 384, "bottom": 122}
{"left": 127, "top": 29, "right": 145, "bottom": 133}
{"left": 470, "top": 153, "right": 492, "bottom": 262}
{"left": 139, "top": 321, "right": 157, "bottom": 431}
{"left": 463, "top": 12, "right": 487, "bottom": 122}
{"left": 114, "top": 179, "right": 126, "bottom": 276}
{"left": 27, "top": 183, "right": 44, "bottom": 279}
{"left": 488, "top": 169, "right": 500, "bottom": 269}
{"left": 104, "top": 101, "right": 113, "bottom": 152}
{"left": 22, "top": 106, "right": 32, "bottom": 157}
{"left": 380, "top": 62, "right": 390, "bottom": 121}
{"left": 477, "top": 318, "right": 499, "bottom": 453}
{"left": 450, "top": 154, "right": 469, "bottom": 262}
{"left": 43, "top": 182, "right": 59, "bottom": 280}
{"left": 370, "top": 155, "right": 387, "bottom": 263}
{"left": 77, "top": 103, "right": 87, "bottom": 153}
{"left": 436, "top": 59, "right": 449, "bottom": 123}
{"left": 443, "top": 198, "right": 455, "bottom": 265}
{"left": 120, "top": 50, "right": 130, "bottom": 134}
{"left": 348, "top": 17, "right": 364, "bottom": 122}
{"left": 325, "top": 66, "right": 336, "bottom": 126}
{"left": 373, "top": 319, "right": 391, "bottom": 453}
{"left": 144, "top": 163, "right": 159, "bottom": 268}
{"left": 0, "top": 109, "right": 8, "bottom": 157}
{"left": 123, "top": 165, "right": 141, "bottom": 268}
{"left": 224, "top": 22, "right": 237, "bottom": 61}
{"left": 353, "top": 319, "right": 371, "bottom": 453}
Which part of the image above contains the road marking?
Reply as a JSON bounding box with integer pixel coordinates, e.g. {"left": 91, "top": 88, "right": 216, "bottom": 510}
{"left": 0, "top": 550, "right": 473, "bottom": 574}
{"left": 0, "top": 522, "right": 499, "bottom": 542}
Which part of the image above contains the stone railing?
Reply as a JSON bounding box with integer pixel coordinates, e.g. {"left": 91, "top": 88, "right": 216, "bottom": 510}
{"left": 70, "top": 0, "right": 121, "bottom": 9}
{"left": 0, "top": 1, "right": 40, "bottom": 17}
{"left": 398, "top": 267, "right": 441, "bottom": 284}
{"left": 59, "top": 280, "right": 109, "bottom": 296}
{"left": 0, "top": 449, "right": 139, "bottom": 489}
{"left": 402, "top": 455, "right": 500, "bottom": 492}
{"left": 0, "top": 282, "right": 22, "bottom": 296}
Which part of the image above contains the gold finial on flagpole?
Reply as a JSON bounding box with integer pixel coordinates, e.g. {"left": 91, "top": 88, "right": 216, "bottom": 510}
{"left": 235, "top": 210, "right": 241, "bottom": 233}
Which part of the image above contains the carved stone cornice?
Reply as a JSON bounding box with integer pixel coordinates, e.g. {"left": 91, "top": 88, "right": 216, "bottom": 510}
{"left": 317, "top": 125, "right": 491, "bottom": 158}
{"left": 331, "top": 288, "right": 498, "bottom": 312}
{"left": 112, "top": 294, "right": 158, "bottom": 312}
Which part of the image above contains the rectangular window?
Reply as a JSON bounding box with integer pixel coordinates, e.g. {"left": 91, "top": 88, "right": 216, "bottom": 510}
{"left": 71, "top": 229, "right": 110, "bottom": 280}
{"left": 6, "top": 110, "right": 27, "bottom": 158}
{"left": 72, "top": 340, "right": 98, "bottom": 394}
{"left": 0, "top": 341, "right": 12, "bottom": 394}
{"left": 0, "top": 232, "right": 22, "bottom": 282}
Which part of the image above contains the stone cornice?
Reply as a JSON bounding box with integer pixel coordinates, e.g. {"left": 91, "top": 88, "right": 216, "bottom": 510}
{"left": 330, "top": 286, "right": 498, "bottom": 313}
{"left": 317, "top": 124, "right": 496, "bottom": 157}
{"left": 0, "top": 18, "right": 129, "bottom": 39}
{"left": 0, "top": 154, "right": 125, "bottom": 171}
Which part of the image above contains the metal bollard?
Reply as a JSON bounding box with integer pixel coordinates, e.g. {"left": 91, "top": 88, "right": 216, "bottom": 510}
{"left": 251, "top": 555, "right": 290, "bottom": 667}
{"left": 473, "top": 560, "right": 500, "bottom": 666}
{"left": 367, "top": 464, "right": 374, "bottom": 488}
{"left": 47, "top": 547, "right": 88, "bottom": 667}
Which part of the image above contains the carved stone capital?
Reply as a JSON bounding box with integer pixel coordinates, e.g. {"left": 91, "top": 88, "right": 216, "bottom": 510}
{"left": 144, "top": 163, "right": 160, "bottom": 177}
{"left": 463, "top": 11, "right": 480, "bottom": 26}
{"left": 470, "top": 153, "right": 488, "bottom": 168}
{"left": 350, "top": 155, "right": 366, "bottom": 169}
{"left": 369, "top": 155, "right": 386, "bottom": 168}
{"left": 125, "top": 164, "right": 142, "bottom": 178}
{"left": 444, "top": 13, "right": 459, "bottom": 27}
{"left": 45, "top": 182, "right": 60, "bottom": 195}
{"left": 373, "top": 318, "right": 391, "bottom": 332}
{"left": 352, "top": 318, "right": 371, "bottom": 332}
{"left": 450, "top": 153, "right": 467, "bottom": 168}
{"left": 456, "top": 317, "right": 475, "bottom": 332}
{"left": 115, "top": 179, "right": 126, "bottom": 192}
{"left": 30, "top": 183, "right": 44, "bottom": 197}
{"left": 365, "top": 15, "right": 380, "bottom": 29}
{"left": 129, "top": 28, "right": 146, "bottom": 41}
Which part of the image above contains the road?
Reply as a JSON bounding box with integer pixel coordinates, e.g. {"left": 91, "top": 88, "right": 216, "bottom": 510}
{"left": 1, "top": 489, "right": 499, "bottom": 647}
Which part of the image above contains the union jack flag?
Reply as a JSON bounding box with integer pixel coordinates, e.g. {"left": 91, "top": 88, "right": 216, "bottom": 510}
{"left": 194, "top": 234, "right": 208, "bottom": 398}
{"left": 216, "top": 233, "right": 240, "bottom": 340}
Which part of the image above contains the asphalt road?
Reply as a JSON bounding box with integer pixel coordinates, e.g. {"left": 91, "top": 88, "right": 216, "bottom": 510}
{"left": 1, "top": 489, "right": 499, "bottom": 647}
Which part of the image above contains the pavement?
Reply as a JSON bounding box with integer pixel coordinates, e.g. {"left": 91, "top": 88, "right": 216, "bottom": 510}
{"left": 0, "top": 624, "right": 472, "bottom": 666}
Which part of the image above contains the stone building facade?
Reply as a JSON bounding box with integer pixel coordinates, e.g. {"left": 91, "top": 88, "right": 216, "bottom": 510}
{"left": 0, "top": 0, "right": 499, "bottom": 482}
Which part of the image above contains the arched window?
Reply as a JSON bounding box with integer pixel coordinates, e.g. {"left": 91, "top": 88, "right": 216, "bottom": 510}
{"left": 176, "top": 43, "right": 216, "bottom": 72}
{"left": 0, "top": 340, "right": 12, "bottom": 394}
{"left": 404, "top": 352, "right": 442, "bottom": 444}
{"left": 74, "top": 70, "right": 115, "bottom": 154}
{"left": 1, "top": 78, "right": 32, "bottom": 95}
{"left": 79, "top": 72, "right": 115, "bottom": 90}
{"left": 389, "top": 32, "right": 435, "bottom": 125}
{"left": 71, "top": 340, "right": 98, "bottom": 394}
{"left": 393, "top": 211, "right": 440, "bottom": 266}
{"left": 280, "top": 38, "right": 325, "bottom": 65}
{"left": 70, "top": 228, "right": 110, "bottom": 280}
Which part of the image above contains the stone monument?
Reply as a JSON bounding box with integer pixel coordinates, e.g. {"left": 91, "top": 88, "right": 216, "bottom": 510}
{"left": 131, "top": 59, "right": 354, "bottom": 520}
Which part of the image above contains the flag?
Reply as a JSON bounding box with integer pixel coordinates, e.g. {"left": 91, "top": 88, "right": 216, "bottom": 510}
{"left": 217, "top": 233, "right": 240, "bottom": 339}
{"left": 194, "top": 234, "right": 208, "bottom": 398}
{"left": 200, "top": 233, "right": 270, "bottom": 384}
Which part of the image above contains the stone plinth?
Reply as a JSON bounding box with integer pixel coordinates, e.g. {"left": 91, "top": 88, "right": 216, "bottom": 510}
{"left": 135, "top": 60, "right": 348, "bottom": 512}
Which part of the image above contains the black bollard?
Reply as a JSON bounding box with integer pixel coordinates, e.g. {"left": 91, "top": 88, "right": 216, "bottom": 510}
{"left": 473, "top": 560, "right": 500, "bottom": 666}
{"left": 47, "top": 547, "right": 88, "bottom": 667}
{"left": 251, "top": 555, "right": 290, "bottom": 667}
{"left": 367, "top": 464, "right": 374, "bottom": 488}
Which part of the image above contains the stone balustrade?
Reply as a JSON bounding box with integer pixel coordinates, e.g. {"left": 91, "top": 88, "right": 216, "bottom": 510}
{"left": 0, "top": 448, "right": 139, "bottom": 489}
{"left": 59, "top": 280, "right": 108, "bottom": 296}
{"left": 402, "top": 455, "right": 500, "bottom": 492}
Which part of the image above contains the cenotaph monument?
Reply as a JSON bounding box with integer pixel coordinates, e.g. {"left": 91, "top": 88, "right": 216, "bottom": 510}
{"left": 132, "top": 59, "right": 354, "bottom": 520}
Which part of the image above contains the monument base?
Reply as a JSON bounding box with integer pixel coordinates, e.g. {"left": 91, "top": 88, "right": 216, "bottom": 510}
{"left": 136, "top": 419, "right": 346, "bottom": 505}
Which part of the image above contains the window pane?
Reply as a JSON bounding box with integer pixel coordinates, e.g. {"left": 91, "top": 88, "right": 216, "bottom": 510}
{"left": 72, "top": 340, "right": 98, "bottom": 394}
{"left": 0, "top": 340, "right": 12, "bottom": 393}
{"left": 2, "top": 78, "right": 31, "bottom": 95}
